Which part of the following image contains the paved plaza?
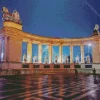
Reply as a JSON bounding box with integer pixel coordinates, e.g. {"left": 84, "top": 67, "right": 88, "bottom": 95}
{"left": 0, "top": 74, "right": 100, "bottom": 100}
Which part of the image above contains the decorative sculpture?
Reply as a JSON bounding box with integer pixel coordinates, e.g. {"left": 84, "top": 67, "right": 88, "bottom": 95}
{"left": 2, "top": 7, "right": 9, "bottom": 13}
{"left": 75, "top": 55, "right": 79, "bottom": 63}
{"left": 94, "top": 24, "right": 99, "bottom": 31}
{"left": 86, "top": 55, "right": 90, "bottom": 63}
{"left": 93, "top": 24, "right": 99, "bottom": 35}
{"left": 2, "top": 7, "right": 11, "bottom": 21}
{"left": 55, "top": 55, "right": 58, "bottom": 63}
{"left": 44, "top": 55, "right": 48, "bottom": 63}
{"left": 2, "top": 7, "right": 22, "bottom": 24}
{"left": 12, "top": 10, "right": 20, "bottom": 23}
{"left": 66, "top": 56, "right": 69, "bottom": 63}
{"left": 23, "top": 54, "right": 27, "bottom": 62}
{"left": 33, "top": 56, "right": 37, "bottom": 62}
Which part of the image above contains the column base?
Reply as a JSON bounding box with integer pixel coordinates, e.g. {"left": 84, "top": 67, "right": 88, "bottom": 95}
{"left": 70, "top": 63, "right": 74, "bottom": 69}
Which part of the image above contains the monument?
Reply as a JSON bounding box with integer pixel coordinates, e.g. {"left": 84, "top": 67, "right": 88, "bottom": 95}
{"left": 0, "top": 7, "right": 100, "bottom": 70}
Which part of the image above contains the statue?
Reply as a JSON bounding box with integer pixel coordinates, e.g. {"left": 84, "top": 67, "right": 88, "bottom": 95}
{"left": 2, "top": 7, "right": 9, "bottom": 13}
{"left": 2, "top": 7, "right": 11, "bottom": 21}
{"left": 85, "top": 55, "right": 90, "bottom": 63}
{"left": 12, "top": 10, "right": 20, "bottom": 23}
{"left": 93, "top": 24, "right": 99, "bottom": 35}
{"left": 66, "top": 56, "right": 69, "bottom": 63}
{"left": 87, "top": 55, "right": 90, "bottom": 63}
{"left": 94, "top": 24, "right": 99, "bottom": 31}
{"left": 23, "top": 54, "right": 27, "bottom": 63}
{"left": 33, "top": 56, "right": 37, "bottom": 62}
{"left": 75, "top": 55, "right": 79, "bottom": 63}
{"left": 2, "top": 7, "right": 22, "bottom": 24}
{"left": 44, "top": 56, "right": 48, "bottom": 63}
{"left": 55, "top": 55, "right": 58, "bottom": 63}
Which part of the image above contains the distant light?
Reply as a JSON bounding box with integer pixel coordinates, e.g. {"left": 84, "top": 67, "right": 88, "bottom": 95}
{"left": 88, "top": 43, "right": 92, "bottom": 47}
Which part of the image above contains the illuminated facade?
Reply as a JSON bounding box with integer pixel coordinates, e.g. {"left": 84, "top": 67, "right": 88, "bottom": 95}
{"left": 0, "top": 7, "right": 100, "bottom": 69}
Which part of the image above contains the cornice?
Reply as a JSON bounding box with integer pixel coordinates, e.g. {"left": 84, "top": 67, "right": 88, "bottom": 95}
{"left": 0, "top": 27, "right": 100, "bottom": 44}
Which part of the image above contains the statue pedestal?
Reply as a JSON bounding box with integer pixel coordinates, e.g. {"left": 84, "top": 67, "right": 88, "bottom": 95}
{"left": 70, "top": 63, "right": 74, "bottom": 69}
{"left": 3, "top": 21, "right": 22, "bottom": 30}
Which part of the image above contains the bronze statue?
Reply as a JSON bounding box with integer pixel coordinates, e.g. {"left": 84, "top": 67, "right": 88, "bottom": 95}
{"left": 2, "top": 7, "right": 22, "bottom": 24}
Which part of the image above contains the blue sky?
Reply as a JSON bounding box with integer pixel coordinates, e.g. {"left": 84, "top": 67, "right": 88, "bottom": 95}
{"left": 0, "top": 0, "right": 100, "bottom": 38}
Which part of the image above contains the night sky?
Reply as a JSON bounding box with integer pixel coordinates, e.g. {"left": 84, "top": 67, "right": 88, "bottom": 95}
{"left": 0, "top": 0, "right": 100, "bottom": 38}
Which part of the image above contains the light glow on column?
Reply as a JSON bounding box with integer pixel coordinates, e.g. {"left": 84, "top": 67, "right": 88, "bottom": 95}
{"left": 1, "top": 52, "right": 4, "bottom": 61}
{"left": 88, "top": 43, "right": 92, "bottom": 47}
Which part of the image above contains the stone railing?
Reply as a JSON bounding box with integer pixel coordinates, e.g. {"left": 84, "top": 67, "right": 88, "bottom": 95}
{"left": 0, "top": 62, "right": 100, "bottom": 75}
{"left": 0, "top": 68, "right": 75, "bottom": 76}
{"left": 1, "top": 68, "right": 100, "bottom": 76}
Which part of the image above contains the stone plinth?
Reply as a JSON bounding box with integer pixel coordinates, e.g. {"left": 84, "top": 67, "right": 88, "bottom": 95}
{"left": 3, "top": 21, "right": 22, "bottom": 30}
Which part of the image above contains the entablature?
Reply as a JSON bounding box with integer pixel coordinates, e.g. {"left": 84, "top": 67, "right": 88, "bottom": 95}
{"left": 1, "top": 26, "right": 100, "bottom": 45}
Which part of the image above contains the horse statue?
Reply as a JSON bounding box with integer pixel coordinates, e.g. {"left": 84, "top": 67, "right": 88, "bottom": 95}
{"left": 2, "top": 7, "right": 12, "bottom": 21}
{"left": 12, "top": 10, "right": 21, "bottom": 24}
{"left": 2, "top": 7, "right": 9, "bottom": 13}
{"left": 2, "top": 7, "right": 22, "bottom": 24}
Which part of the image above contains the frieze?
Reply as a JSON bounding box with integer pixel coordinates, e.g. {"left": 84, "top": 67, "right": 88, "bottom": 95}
{"left": 0, "top": 26, "right": 99, "bottom": 45}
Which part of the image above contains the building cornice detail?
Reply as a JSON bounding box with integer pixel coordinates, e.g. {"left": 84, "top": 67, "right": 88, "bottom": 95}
{"left": 0, "top": 27, "right": 100, "bottom": 44}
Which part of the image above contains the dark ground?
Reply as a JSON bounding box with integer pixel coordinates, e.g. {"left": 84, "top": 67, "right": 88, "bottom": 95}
{"left": 0, "top": 73, "right": 100, "bottom": 100}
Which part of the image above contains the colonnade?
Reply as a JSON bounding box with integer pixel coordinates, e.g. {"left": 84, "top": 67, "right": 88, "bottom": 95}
{"left": 0, "top": 37, "right": 90, "bottom": 64}
{"left": 25, "top": 42, "right": 85, "bottom": 64}
{"left": 0, "top": 17, "right": 100, "bottom": 70}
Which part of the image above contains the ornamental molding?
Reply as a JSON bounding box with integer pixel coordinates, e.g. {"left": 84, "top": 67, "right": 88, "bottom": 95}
{"left": 1, "top": 26, "right": 100, "bottom": 44}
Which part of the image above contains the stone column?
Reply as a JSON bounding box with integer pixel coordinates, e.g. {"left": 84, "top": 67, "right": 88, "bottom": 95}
{"left": 4, "top": 36, "right": 8, "bottom": 62}
{"left": 59, "top": 45, "right": 62, "bottom": 63}
{"left": 81, "top": 44, "right": 84, "bottom": 63}
{"left": 0, "top": 38, "right": 2, "bottom": 61}
{"left": 27, "top": 42, "right": 32, "bottom": 63}
{"left": 49, "top": 44, "right": 52, "bottom": 63}
{"left": 70, "top": 45, "right": 73, "bottom": 63}
{"left": 8, "top": 37, "right": 22, "bottom": 62}
{"left": 38, "top": 43, "right": 42, "bottom": 63}
{"left": 92, "top": 41, "right": 100, "bottom": 63}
